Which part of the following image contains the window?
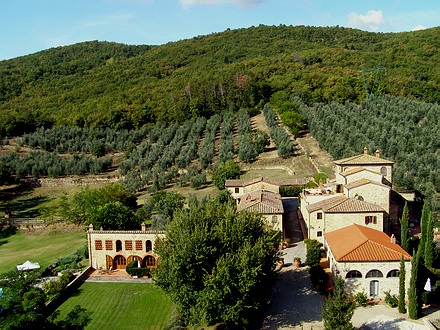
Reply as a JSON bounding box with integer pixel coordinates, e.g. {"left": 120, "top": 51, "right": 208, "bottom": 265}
{"left": 125, "top": 240, "right": 133, "bottom": 250}
{"left": 135, "top": 240, "right": 143, "bottom": 251}
{"left": 387, "top": 269, "right": 399, "bottom": 278}
{"left": 317, "top": 212, "right": 323, "bottom": 220}
{"left": 105, "top": 240, "right": 113, "bottom": 251}
{"left": 272, "top": 215, "right": 278, "bottom": 224}
{"left": 346, "top": 270, "right": 362, "bottom": 279}
{"left": 380, "top": 166, "right": 387, "bottom": 176}
{"left": 370, "top": 280, "right": 379, "bottom": 296}
{"left": 145, "top": 255, "right": 156, "bottom": 268}
{"left": 146, "top": 240, "right": 152, "bottom": 253}
{"left": 235, "top": 188, "right": 239, "bottom": 194}
{"left": 95, "top": 240, "right": 103, "bottom": 250}
{"left": 116, "top": 240, "right": 122, "bottom": 252}
{"left": 317, "top": 231, "right": 322, "bottom": 237}
{"left": 366, "top": 269, "right": 383, "bottom": 278}
{"left": 365, "top": 216, "right": 377, "bottom": 225}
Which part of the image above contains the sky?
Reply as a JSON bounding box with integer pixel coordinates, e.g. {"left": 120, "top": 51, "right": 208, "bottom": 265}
{"left": 1, "top": 0, "right": 439, "bottom": 61}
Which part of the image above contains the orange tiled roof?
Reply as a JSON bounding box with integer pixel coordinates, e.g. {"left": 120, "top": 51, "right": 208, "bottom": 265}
{"left": 345, "top": 178, "right": 390, "bottom": 190}
{"left": 334, "top": 154, "right": 394, "bottom": 166}
{"left": 237, "top": 190, "right": 284, "bottom": 214}
{"left": 307, "top": 195, "right": 384, "bottom": 213}
{"left": 325, "top": 224, "right": 411, "bottom": 262}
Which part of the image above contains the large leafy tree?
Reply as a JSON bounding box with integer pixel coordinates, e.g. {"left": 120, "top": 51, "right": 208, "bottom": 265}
{"left": 322, "top": 277, "right": 355, "bottom": 330}
{"left": 60, "top": 184, "right": 138, "bottom": 229}
{"left": 0, "top": 270, "right": 91, "bottom": 329}
{"left": 154, "top": 196, "right": 281, "bottom": 328}
{"left": 212, "top": 160, "right": 241, "bottom": 190}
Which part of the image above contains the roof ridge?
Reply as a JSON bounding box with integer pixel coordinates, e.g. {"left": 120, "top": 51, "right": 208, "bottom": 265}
{"left": 325, "top": 196, "right": 349, "bottom": 211}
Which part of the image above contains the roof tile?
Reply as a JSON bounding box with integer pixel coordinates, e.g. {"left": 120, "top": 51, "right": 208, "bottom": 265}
{"left": 325, "top": 224, "right": 411, "bottom": 262}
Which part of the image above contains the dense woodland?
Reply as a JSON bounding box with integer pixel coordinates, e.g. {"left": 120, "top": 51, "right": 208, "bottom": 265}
{"left": 0, "top": 25, "right": 439, "bottom": 202}
{"left": 0, "top": 25, "right": 439, "bottom": 136}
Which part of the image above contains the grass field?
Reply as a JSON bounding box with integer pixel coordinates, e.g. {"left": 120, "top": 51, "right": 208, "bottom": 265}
{"left": 55, "top": 283, "right": 173, "bottom": 330}
{"left": 0, "top": 225, "right": 86, "bottom": 274}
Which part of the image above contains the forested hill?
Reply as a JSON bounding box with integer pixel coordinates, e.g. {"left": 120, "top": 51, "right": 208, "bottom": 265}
{"left": 1, "top": 25, "right": 439, "bottom": 136}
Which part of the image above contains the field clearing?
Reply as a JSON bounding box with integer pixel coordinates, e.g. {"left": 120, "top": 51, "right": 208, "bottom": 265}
{"left": 0, "top": 225, "right": 86, "bottom": 273}
{"left": 55, "top": 282, "right": 173, "bottom": 330}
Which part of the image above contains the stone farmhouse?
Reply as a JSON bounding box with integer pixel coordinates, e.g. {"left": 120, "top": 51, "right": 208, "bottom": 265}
{"left": 225, "top": 177, "right": 308, "bottom": 236}
{"left": 324, "top": 224, "right": 411, "bottom": 299}
{"left": 87, "top": 223, "right": 165, "bottom": 271}
{"left": 299, "top": 147, "right": 394, "bottom": 242}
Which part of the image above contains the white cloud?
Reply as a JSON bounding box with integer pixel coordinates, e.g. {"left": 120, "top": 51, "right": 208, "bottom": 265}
{"left": 180, "top": 0, "right": 264, "bottom": 8}
{"left": 348, "top": 10, "right": 384, "bottom": 32}
{"left": 412, "top": 25, "right": 426, "bottom": 31}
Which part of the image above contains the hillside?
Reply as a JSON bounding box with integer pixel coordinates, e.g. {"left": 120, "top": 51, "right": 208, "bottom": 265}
{"left": 0, "top": 25, "right": 439, "bottom": 136}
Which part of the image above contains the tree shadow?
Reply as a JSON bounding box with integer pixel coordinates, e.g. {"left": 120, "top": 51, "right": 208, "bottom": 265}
{"left": 0, "top": 183, "right": 35, "bottom": 203}
{"left": 261, "top": 268, "right": 325, "bottom": 329}
{"left": 0, "top": 225, "right": 17, "bottom": 239}
{"left": 0, "top": 196, "right": 50, "bottom": 218}
{"left": 358, "top": 318, "right": 406, "bottom": 329}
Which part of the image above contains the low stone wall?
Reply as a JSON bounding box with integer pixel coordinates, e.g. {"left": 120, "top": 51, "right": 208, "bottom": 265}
{"left": 34, "top": 176, "right": 120, "bottom": 188}
{"left": 44, "top": 266, "right": 94, "bottom": 315}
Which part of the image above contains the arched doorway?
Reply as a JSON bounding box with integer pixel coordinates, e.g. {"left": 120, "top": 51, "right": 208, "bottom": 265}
{"left": 146, "top": 240, "right": 152, "bottom": 253}
{"left": 114, "top": 255, "right": 127, "bottom": 269}
{"left": 143, "top": 255, "right": 156, "bottom": 268}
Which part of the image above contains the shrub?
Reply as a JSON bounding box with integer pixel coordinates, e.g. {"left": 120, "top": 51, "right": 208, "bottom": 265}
{"left": 305, "top": 239, "right": 323, "bottom": 267}
{"left": 279, "top": 185, "right": 304, "bottom": 197}
{"left": 385, "top": 291, "right": 399, "bottom": 308}
{"left": 125, "top": 260, "right": 151, "bottom": 277}
{"left": 309, "top": 265, "right": 328, "bottom": 293}
{"left": 354, "top": 292, "right": 368, "bottom": 307}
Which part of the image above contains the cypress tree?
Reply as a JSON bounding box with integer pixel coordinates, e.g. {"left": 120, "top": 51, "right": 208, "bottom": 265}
{"left": 400, "top": 201, "right": 409, "bottom": 252}
{"left": 408, "top": 250, "right": 420, "bottom": 319}
{"left": 398, "top": 255, "right": 406, "bottom": 314}
{"left": 424, "top": 211, "right": 434, "bottom": 268}
{"left": 322, "top": 277, "right": 355, "bottom": 330}
{"left": 418, "top": 202, "right": 429, "bottom": 258}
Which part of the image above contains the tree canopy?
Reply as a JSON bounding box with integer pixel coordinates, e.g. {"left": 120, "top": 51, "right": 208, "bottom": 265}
{"left": 154, "top": 195, "right": 281, "bottom": 328}
{"left": 0, "top": 25, "right": 439, "bottom": 136}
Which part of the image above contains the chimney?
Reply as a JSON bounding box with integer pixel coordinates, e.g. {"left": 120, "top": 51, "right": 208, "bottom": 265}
{"left": 375, "top": 149, "right": 380, "bottom": 158}
{"left": 141, "top": 223, "right": 146, "bottom": 232}
{"left": 88, "top": 223, "right": 94, "bottom": 232}
{"left": 390, "top": 234, "right": 396, "bottom": 244}
{"left": 363, "top": 147, "right": 368, "bottom": 155}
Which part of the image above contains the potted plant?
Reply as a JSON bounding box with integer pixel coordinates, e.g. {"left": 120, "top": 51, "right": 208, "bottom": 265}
{"left": 276, "top": 257, "right": 285, "bottom": 270}
{"left": 294, "top": 257, "right": 301, "bottom": 268}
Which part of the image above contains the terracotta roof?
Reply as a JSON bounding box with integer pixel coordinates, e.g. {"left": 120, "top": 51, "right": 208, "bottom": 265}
{"left": 345, "top": 178, "right": 390, "bottom": 190}
{"left": 307, "top": 195, "right": 347, "bottom": 212}
{"left": 334, "top": 154, "right": 394, "bottom": 166}
{"left": 237, "top": 190, "right": 284, "bottom": 214}
{"left": 306, "top": 195, "right": 383, "bottom": 213}
{"left": 325, "top": 224, "right": 411, "bottom": 262}
{"left": 340, "top": 167, "right": 381, "bottom": 177}
{"left": 225, "top": 177, "right": 308, "bottom": 187}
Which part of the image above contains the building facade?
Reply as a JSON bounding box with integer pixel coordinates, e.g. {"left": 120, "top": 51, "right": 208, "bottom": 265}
{"left": 87, "top": 223, "right": 165, "bottom": 271}
{"left": 324, "top": 224, "right": 411, "bottom": 299}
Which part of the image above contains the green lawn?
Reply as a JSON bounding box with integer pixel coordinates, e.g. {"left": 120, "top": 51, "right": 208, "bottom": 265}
{"left": 55, "top": 283, "right": 173, "bottom": 330}
{"left": 0, "top": 227, "right": 86, "bottom": 274}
